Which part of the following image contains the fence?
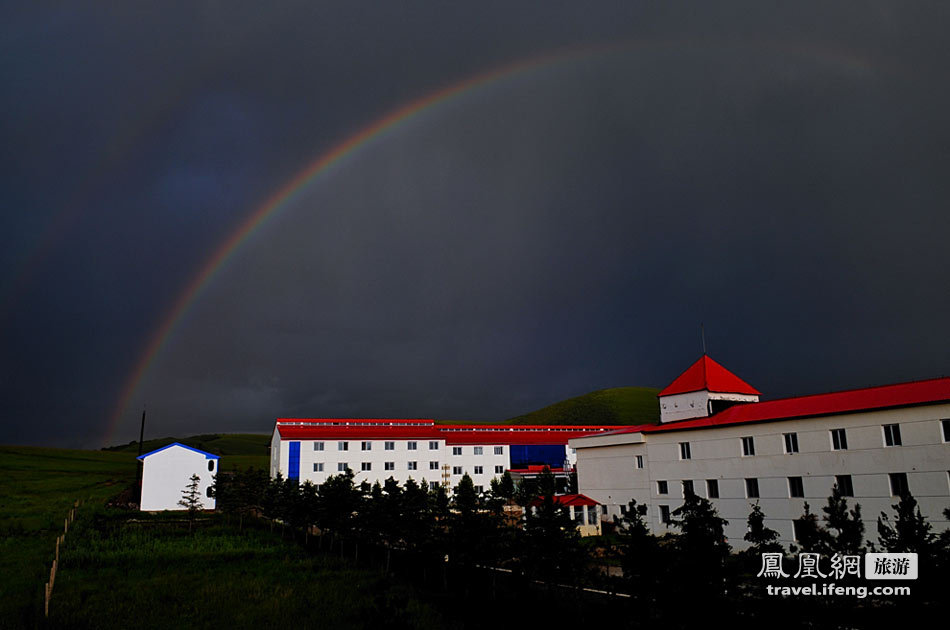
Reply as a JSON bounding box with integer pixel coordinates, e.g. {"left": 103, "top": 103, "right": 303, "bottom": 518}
{"left": 44, "top": 499, "right": 82, "bottom": 618}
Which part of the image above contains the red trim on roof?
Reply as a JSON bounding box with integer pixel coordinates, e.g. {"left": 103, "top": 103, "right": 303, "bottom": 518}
{"left": 658, "top": 355, "right": 760, "bottom": 397}
{"left": 276, "top": 423, "right": 616, "bottom": 444}
{"left": 645, "top": 376, "right": 950, "bottom": 433}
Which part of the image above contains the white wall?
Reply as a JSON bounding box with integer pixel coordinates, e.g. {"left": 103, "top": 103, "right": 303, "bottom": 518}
{"left": 574, "top": 403, "right": 950, "bottom": 549}
{"left": 659, "top": 390, "right": 759, "bottom": 423}
{"left": 140, "top": 445, "right": 217, "bottom": 511}
{"left": 275, "top": 437, "right": 522, "bottom": 492}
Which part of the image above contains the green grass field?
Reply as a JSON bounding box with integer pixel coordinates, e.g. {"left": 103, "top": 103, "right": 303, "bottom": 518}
{"left": 0, "top": 446, "right": 137, "bottom": 628}
{"left": 48, "top": 510, "right": 442, "bottom": 629}
{"left": 506, "top": 386, "right": 660, "bottom": 425}
{"left": 0, "top": 446, "right": 442, "bottom": 629}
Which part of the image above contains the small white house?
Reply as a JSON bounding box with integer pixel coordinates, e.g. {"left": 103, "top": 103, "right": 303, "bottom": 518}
{"left": 138, "top": 442, "right": 219, "bottom": 511}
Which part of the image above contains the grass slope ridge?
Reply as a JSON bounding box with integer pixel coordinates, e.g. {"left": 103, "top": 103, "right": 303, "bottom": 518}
{"left": 507, "top": 386, "right": 660, "bottom": 426}
{"left": 103, "top": 433, "right": 270, "bottom": 456}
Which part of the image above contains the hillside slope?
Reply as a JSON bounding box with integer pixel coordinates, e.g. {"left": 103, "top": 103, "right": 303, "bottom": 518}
{"left": 506, "top": 386, "right": 660, "bottom": 426}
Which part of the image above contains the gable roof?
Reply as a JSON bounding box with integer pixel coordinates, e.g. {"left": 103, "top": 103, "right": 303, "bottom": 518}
{"left": 658, "top": 355, "right": 760, "bottom": 397}
{"left": 645, "top": 376, "right": 950, "bottom": 433}
{"left": 136, "top": 442, "right": 220, "bottom": 460}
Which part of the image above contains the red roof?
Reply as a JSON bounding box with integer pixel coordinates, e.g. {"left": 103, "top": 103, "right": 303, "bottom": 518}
{"left": 530, "top": 494, "right": 599, "bottom": 508}
{"left": 276, "top": 421, "right": 615, "bottom": 445}
{"left": 645, "top": 376, "right": 950, "bottom": 433}
{"left": 658, "top": 355, "right": 760, "bottom": 397}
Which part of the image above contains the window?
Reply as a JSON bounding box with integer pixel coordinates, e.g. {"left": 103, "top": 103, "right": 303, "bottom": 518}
{"left": 679, "top": 442, "right": 691, "bottom": 460}
{"left": 361, "top": 462, "right": 371, "bottom": 471}
{"left": 784, "top": 432, "right": 799, "bottom": 454}
{"left": 408, "top": 441, "right": 417, "bottom": 451}
{"left": 657, "top": 480, "right": 668, "bottom": 495}
{"left": 314, "top": 442, "right": 324, "bottom": 451}
{"left": 682, "top": 480, "right": 694, "bottom": 496}
{"left": 883, "top": 424, "right": 902, "bottom": 447}
{"left": 208, "top": 460, "right": 215, "bottom": 472}
{"left": 619, "top": 504, "right": 627, "bottom": 515}
{"left": 659, "top": 505, "right": 671, "bottom": 524}
{"left": 473, "top": 446, "right": 483, "bottom": 455}
{"left": 385, "top": 441, "right": 395, "bottom": 451}
{"left": 474, "top": 466, "right": 483, "bottom": 475}
{"left": 429, "top": 482, "right": 438, "bottom": 490}
{"left": 789, "top": 476, "right": 804, "bottom": 498}
{"left": 474, "top": 485, "right": 484, "bottom": 494}
{"left": 408, "top": 461, "right": 417, "bottom": 471}
{"left": 429, "top": 441, "right": 439, "bottom": 450}
{"left": 741, "top": 436, "right": 755, "bottom": 456}
{"left": 452, "top": 447, "right": 462, "bottom": 456}
{"left": 889, "top": 472, "right": 909, "bottom": 497}
{"left": 745, "top": 478, "right": 759, "bottom": 498}
{"left": 793, "top": 519, "right": 806, "bottom": 542}
{"left": 494, "top": 465, "right": 504, "bottom": 474}
{"left": 943, "top": 419, "right": 950, "bottom": 442}
{"left": 430, "top": 461, "right": 439, "bottom": 470}
{"left": 338, "top": 441, "right": 348, "bottom": 451}
{"left": 338, "top": 462, "right": 348, "bottom": 472}
{"left": 206, "top": 486, "right": 213, "bottom": 498}
{"left": 313, "top": 463, "right": 324, "bottom": 472}
{"left": 574, "top": 508, "right": 585, "bottom": 525}
{"left": 635, "top": 455, "right": 644, "bottom": 469}
{"left": 831, "top": 428, "right": 848, "bottom": 450}
{"left": 836, "top": 474, "right": 854, "bottom": 497}
{"left": 494, "top": 446, "right": 504, "bottom": 455}
{"left": 385, "top": 462, "right": 394, "bottom": 471}
{"left": 706, "top": 479, "right": 719, "bottom": 499}
{"left": 452, "top": 466, "right": 463, "bottom": 475}
{"left": 361, "top": 441, "right": 372, "bottom": 451}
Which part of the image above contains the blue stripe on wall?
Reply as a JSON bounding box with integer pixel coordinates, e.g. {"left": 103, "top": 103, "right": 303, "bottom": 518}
{"left": 288, "top": 441, "right": 300, "bottom": 480}
{"left": 509, "top": 444, "right": 567, "bottom": 469}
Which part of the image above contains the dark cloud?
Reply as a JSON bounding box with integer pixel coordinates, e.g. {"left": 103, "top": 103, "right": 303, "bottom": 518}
{"left": 1, "top": 2, "right": 948, "bottom": 447}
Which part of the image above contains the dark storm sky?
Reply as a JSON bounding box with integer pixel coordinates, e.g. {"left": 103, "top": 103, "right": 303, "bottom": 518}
{"left": 1, "top": 2, "right": 948, "bottom": 447}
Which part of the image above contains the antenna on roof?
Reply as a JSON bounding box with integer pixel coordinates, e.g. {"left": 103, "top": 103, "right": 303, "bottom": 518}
{"left": 701, "top": 323, "right": 707, "bottom": 355}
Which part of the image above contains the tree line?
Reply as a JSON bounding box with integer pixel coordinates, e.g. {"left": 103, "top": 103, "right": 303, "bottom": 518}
{"left": 208, "top": 468, "right": 949, "bottom": 624}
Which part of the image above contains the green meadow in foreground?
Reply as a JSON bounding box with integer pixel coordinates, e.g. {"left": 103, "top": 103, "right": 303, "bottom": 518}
{"left": 48, "top": 511, "right": 442, "bottom": 629}
{"left": 0, "top": 445, "right": 442, "bottom": 629}
{"left": 0, "top": 446, "right": 137, "bottom": 629}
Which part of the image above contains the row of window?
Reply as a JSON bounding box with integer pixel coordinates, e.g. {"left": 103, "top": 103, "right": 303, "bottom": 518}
{"left": 313, "top": 441, "right": 508, "bottom": 454}
{"left": 674, "top": 420, "right": 948, "bottom": 461}
{"left": 656, "top": 472, "right": 910, "bottom": 500}
{"left": 313, "top": 462, "right": 505, "bottom": 475}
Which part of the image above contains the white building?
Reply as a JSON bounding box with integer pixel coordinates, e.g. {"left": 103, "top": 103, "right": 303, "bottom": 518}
{"left": 138, "top": 442, "right": 219, "bottom": 511}
{"left": 269, "top": 419, "right": 616, "bottom": 492}
{"left": 571, "top": 355, "right": 950, "bottom": 549}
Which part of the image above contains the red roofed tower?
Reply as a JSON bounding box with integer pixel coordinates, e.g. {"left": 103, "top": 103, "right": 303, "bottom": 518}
{"left": 658, "top": 355, "right": 760, "bottom": 423}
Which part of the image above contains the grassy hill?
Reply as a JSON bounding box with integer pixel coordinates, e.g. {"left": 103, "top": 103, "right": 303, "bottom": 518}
{"left": 103, "top": 433, "right": 270, "bottom": 470}
{"left": 506, "top": 386, "right": 660, "bottom": 425}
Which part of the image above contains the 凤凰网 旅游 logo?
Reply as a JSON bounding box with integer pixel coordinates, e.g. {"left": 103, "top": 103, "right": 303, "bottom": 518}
{"left": 864, "top": 553, "right": 917, "bottom": 580}
{"left": 757, "top": 552, "right": 917, "bottom": 580}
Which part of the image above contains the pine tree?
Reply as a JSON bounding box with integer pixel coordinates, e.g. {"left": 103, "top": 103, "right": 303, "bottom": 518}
{"left": 614, "top": 500, "right": 664, "bottom": 605}
{"left": 877, "top": 491, "right": 935, "bottom": 553}
{"left": 178, "top": 473, "right": 203, "bottom": 532}
{"left": 744, "top": 502, "right": 783, "bottom": 554}
{"left": 671, "top": 492, "right": 730, "bottom": 602}
{"left": 823, "top": 484, "right": 864, "bottom": 554}
{"left": 791, "top": 501, "right": 831, "bottom": 554}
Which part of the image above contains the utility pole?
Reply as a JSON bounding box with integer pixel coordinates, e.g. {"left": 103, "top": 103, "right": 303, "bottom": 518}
{"left": 135, "top": 407, "right": 146, "bottom": 502}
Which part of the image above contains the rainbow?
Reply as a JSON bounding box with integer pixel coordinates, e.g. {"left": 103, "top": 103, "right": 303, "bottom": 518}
{"left": 104, "top": 39, "right": 887, "bottom": 445}
{"left": 104, "top": 44, "right": 613, "bottom": 444}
